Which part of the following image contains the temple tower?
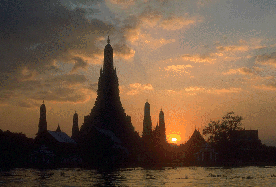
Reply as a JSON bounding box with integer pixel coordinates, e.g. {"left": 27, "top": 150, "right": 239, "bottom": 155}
{"left": 80, "top": 36, "right": 135, "bottom": 142}
{"left": 159, "top": 109, "right": 166, "bottom": 144}
{"left": 143, "top": 101, "right": 152, "bottom": 140}
{"left": 72, "top": 111, "right": 79, "bottom": 139}
{"left": 56, "top": 123, "right": 61, "bottom": 132}
{"left": 38, "top": 100, "right": 47, "bottom": 134}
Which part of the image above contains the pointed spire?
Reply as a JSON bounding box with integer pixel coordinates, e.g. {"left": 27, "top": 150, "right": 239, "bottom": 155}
{"left": 107, "top": 36, "right": 110, "bottom": 44}
{"left": 43, "top": 99, "right": 44, "bottom": 104}
{"left": 56, "top": 123, "right": 61, "bottom": 132}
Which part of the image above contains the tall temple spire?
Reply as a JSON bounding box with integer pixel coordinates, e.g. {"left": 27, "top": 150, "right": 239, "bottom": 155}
{"left": 80, "top": 36, "right": 134, "bottom": 140}
{"left": 79, "top": 35, "right": 138, "bottom": 164}
{"left": 159, "top": 108, "right": 166, "bottom": 144}
{"left": 143, "top": 101, "right": 152, "bottom": 140}
{"left": 103, "top": 36, "right": 114, "bottom": 73}
{"left": 72, "top": 111, "right": 79, "bottom": 139}
{"left": 38, "top": 100, "right": 47, "bottom": 134}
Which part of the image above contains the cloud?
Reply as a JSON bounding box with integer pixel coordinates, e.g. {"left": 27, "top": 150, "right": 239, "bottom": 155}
{"left": 254, "top": 85, "right": 276, "bottom": 91}
{"left": 256, "top": 52, "right": 276, "bottom": 66}
{"left": 89, "top": 83, "right": 98, "bottom": 92}
{"left": 254, "top": 77, "right": 276, "bottom": 91}
{"left": 108, "top": 0, "right": 136, "bottom": 8}
{"left": 223, "top": 67, "right": 262, "bottom": 75}
{"left": 71, "top": 57, "right": 88, "bottom": 72}
{"left": 126, "top": 83, "right": 154, "bottom": 95}
{"left": 185, "top": 87, "right": 205, "bottom": 92}
{"left": 183, "top": 54, "right": 216, "bottom": 63}
{"left": 16, "top": 101, "right": 32, "bottom": 108}
{"left": 160, "top": 16, "right": 196, "bottom": 30}
{"left": 165, "top": 65, "right": 193, "bottom": 73}
{"left": 0, "top": 0, "right": 143, "bottom": 105}
{"left": 131, "top": 32, "right": 176, "bottom": 49}
{"left": 118, "top": 6, "right": 198, "bottom": 45}
{"left": 183, "top": 86, "right": 241, "bottom": 95}
{"left": 113, "top": 43, "right": 136, "bottom": 60}
{"left": 32, "top": 87, "right": 91, "bottom": 103}
{"left": 163, "top": 86, "right": 242, "bottom": 96}
{"left": 216, "top": 45, "right": 249, "bottom": 52}
{"left": 207, "top": 88, "right": 242, "bottom": 94}
{"left": 46, "top": 74, "right": 87, "bottom": 86}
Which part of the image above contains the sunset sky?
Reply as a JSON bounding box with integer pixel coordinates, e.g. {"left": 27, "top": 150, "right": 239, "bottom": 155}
{"left": 1, "top": 0, "right": 276, "bottom": 145}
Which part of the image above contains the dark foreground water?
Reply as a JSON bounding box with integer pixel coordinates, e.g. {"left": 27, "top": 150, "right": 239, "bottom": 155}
{"left": 1, "top": 166, "right": 276, "bottom": 186}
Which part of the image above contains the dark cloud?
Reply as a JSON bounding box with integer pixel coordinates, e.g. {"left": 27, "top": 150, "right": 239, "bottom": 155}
{"left": 32, "top": 87, "right": 89, "bottom": 103}
{"left": 16, "top": 101, "right": 32, "bottom": 108}
{"left": 256, "top": 52, "right": 276, "bottom": 65}
{"left": 0, "top": 0, "right": 112, "bottom": 91}
{"left": 113, "top": 43, "right": 134, "bottom": 58}
{"left": 0, "top": 91, "right": 14, "bottom": 101}
{"left": 0, "top": 0, "right": 140, "bottom": 103}
{"left": 46, "top": 74, "right": 87, "bottom": 85}
{"left": 71, "top": 57, "right": 88, "bottom": 72}
{"left": 89, "top": 82, "right": 98, "bottom": 92}
{"left": 0, "top": 79, "right": 42, "bottom": 92}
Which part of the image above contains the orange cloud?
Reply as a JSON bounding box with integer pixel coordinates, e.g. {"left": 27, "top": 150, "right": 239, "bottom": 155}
{"left": 126, "top": 83, "right": 154, "bottom": 95}
{"left": 223, "top": 67, "right": 262, "bottom": 75}
{"left": 256, "top": 52, "right": 276, "bottom": 67}
{"left": 183, "top": 54, "right": 215, "bottom": 63}
{"left": 185, "top": 86, "right": 205, "bottom": 92}
{"left": 207, "top": 88, "right": 242, "bottom": 94}
{"left": 165, "top": 64, "right": 193, "bottom": 72}
{"left": 254, "top": 85, "right": 276, "bottom": 91}
{"left": 217, "top": 45, "right": 249, "bottom": 52}
{"left": 161, "top": 16, "right": 196, "bottom": 30}
{"left": 107, "top": 0, "right": 136, "bottom": 8}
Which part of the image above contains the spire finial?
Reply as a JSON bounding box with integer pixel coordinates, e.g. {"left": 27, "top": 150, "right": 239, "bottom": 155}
{"left": 43, "top": 99, "right": 44, "bottom": 104}
{"left": 107, "top": 36, "right": 110, "bottom": 44}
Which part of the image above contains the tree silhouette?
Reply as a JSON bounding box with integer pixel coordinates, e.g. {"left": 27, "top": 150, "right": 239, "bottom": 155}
{"left": 203, "top": 111, "right": 243, "bottom": 161}
{"left": 203, "top": 111, "right": 243, "bottom": 144}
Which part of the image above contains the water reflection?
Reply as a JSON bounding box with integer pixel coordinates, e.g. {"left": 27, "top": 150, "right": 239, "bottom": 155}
{"left": 1, "top": 166, "right": 276, "bottom": 186}
{"left": 95, "top": 169, "right": 126, "bottom": 187}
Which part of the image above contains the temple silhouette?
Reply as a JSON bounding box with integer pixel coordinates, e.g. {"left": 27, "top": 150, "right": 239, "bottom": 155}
{"left": 76, "top": 37, "right": 140, "bottom": 166}
{"left": 79, "top": 36, "right": 135, "bottom": 140}
{"left": 28, "top": 36, "right": 265, "bottom": 168}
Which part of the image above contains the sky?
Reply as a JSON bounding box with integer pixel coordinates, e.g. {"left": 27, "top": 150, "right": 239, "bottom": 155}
{"left": 1, "top": 0, "right": 276, "bottom": 145}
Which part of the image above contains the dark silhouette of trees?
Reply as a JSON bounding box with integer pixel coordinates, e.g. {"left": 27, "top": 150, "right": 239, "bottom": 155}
{"left": 203, "top": 111, "right": 243, "bottom": 144}
{"left": 0, "top": 129, "right": 34, "bottom": 170}
{"left": 203, "top": 111, "right": 243, "bottom": 162}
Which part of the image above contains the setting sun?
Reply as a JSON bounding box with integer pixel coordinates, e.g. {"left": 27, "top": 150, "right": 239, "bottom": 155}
{"left": 172, "top": 138, "right": 177, "bottom": 142}
{"left": 167, "top": 134, "right": 182, "bottom": 144}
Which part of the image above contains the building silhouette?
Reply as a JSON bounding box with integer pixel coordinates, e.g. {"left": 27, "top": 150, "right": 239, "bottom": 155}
{"left": 79, "top": 37, "right": 136, "bottom": 145}
{"left": 158, "top": 109, "right": 166, "bottom": 144}
{"left": 152, "top": 108, "right": 167, "bottom": 145}
{"left": 35, "top": 101, "right": 76, "bottom": 145}
{"left": 56, "top": 124, "right": 61, "bottom": 132}
{"left": 38, "top": 100, "right": 47, "bottom": 134}
{"left": 142, "top": 101, "right": 152, "bottom": 140}
{"left": 178, "top": 129, "right": 216, "bottom": 164}
{"left": 72, "top": 112, "right": 79, "bottom": 139}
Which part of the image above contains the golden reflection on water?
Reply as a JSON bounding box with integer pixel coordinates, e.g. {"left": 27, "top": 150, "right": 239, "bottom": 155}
{"left": 1, "top": 167, "right": 276, "bottom": 186}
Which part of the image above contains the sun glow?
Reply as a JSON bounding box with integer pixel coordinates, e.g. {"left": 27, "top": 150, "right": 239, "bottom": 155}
{"left": 167, "top": 133, "right": 182, "bottom": 144}
{"left": 172, "top": 138, "right": 177, "bottom": 142}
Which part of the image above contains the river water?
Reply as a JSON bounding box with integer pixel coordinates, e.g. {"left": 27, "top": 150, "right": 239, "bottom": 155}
{"left": 1, "top": 166, "right": 276, "bottom": 186}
